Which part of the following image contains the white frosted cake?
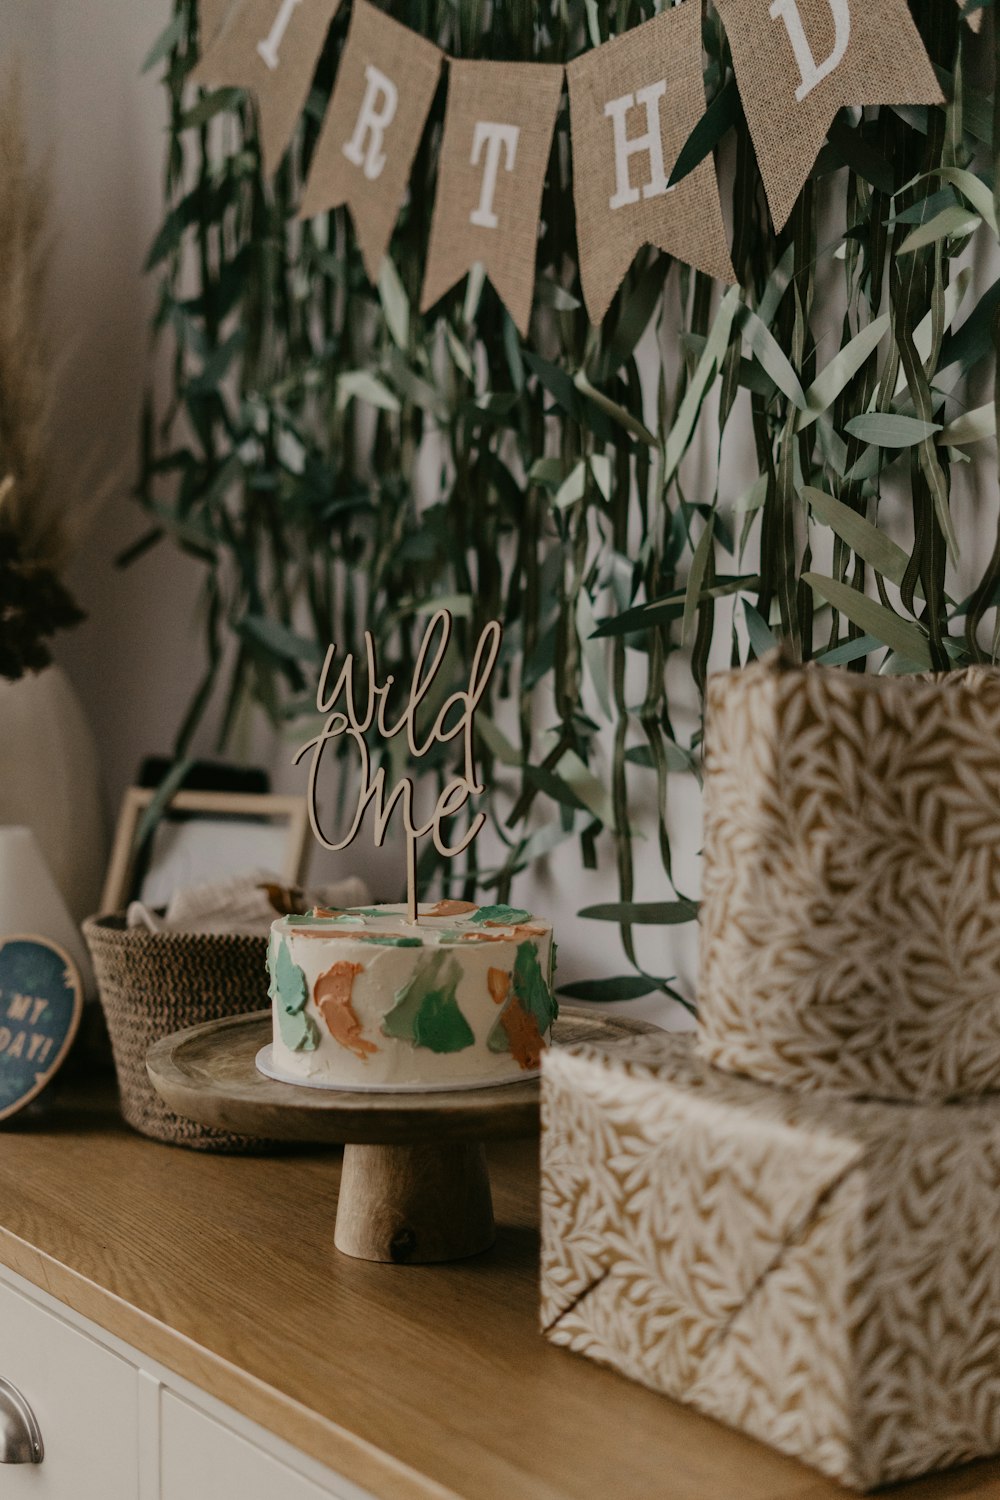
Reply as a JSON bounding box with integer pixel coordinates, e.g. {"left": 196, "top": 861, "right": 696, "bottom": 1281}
{"left": 265, "top": 901, "right": 558, "bottom": 1090}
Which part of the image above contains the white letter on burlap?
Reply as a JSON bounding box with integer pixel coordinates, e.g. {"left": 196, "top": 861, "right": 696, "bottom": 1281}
{"left": 342, "top": 64, "right": 398, "bottom": 181}
{"left": 469, "top": 122, "right": 520, "bottom": 229}
{"left": 715, "top": 0, "right": 942, "bottom": 233}
{"left": 193, "top": 0, "right": 343, "bottom": 177}
{"left": 567, "top": 5, "right": 735, "bottom": 325}
{"left": 420, "top": 60, "right": 563, "bottom": 336}
{"left": 604, "top": 82, "right": 672, "bottom": 210}
{"left": 257, "top": 0, "right": 302, "bottom": 70}
{"left": 769, "top": 0, "right": 850, "bottom": 101}
{"left": 299, "top": 0, "right": 443, "bottom": 280}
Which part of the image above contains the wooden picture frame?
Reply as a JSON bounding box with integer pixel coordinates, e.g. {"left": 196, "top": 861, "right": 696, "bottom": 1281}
{"left": 101, "top": 789, "right": 310, "bottom": 915}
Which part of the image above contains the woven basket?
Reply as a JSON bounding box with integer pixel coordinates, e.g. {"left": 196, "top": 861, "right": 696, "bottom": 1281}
{"left": 83, "top": 914, "right": 274, "bottom": 1152}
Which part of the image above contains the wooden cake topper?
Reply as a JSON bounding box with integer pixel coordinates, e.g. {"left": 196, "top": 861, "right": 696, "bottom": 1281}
{"left": 294, "top": 609, "right": 502, "bottom": 923}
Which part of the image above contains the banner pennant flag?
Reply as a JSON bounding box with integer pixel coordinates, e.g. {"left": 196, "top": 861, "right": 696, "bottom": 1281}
{"left": 298, "top": 0, "right": 443, "bottom": 281}
{"left": 567, "top": 3, "right": 736, "bottom": 327}
{"left": 199, "top": 0, "right": 238, "bottom": 51}
{"left": 420, "top": 61, "right": 564, "bottom": 337}
{"left": 715, "top": 0, "right": 944, "bottom": 232}
{"left": 193, "top": 0, "right": 343, "bottom": 178}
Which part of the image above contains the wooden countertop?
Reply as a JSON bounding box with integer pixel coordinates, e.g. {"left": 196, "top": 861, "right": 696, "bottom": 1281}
{"left": 0, "top": 1083, "right": 997, "bottom": 1500}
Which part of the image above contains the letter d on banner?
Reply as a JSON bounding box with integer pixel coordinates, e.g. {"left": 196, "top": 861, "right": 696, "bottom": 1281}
{"left": 715, "top": 0, "right": 942, "bottom": 232}
{"left": 299, "top": 0, "right": 442, "bottom": 281}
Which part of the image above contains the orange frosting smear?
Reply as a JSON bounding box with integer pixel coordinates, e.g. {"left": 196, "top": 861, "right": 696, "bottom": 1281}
{"left": 501, "top": 995, "right": 546, "bottom": 1071}
{"left": 312, "top": 905, "right": 345, "bottom": 918}
{"left": 488, "top": 967, "right": 511, "bottom": 1006}
{"left": 426, "top": 899, "right": 480, "bottom": 917}
{"left": 482, "top": 920, "right": 546, "bottom": 937}
{"left": 314, "top": 961, "right": 377, "bottom": 1060}
{"left": 459, "top": 931, "right": 507, "bottom": 944}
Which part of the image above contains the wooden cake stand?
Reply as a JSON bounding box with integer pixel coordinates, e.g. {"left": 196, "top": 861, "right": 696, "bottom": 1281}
{"left": 147, "top": 1008, "right": 650, "bottom": 1265}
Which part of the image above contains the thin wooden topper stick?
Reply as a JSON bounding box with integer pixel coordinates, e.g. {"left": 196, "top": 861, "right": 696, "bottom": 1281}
{"left": 294, "top": 610, "right": 503, "bottom": 925}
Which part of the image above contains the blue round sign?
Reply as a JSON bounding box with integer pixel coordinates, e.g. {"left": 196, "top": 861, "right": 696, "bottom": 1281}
{"left": 0, "top": 936, "right": 83, "bottom": 1121}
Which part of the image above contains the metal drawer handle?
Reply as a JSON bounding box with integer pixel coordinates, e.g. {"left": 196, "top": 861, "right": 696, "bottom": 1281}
{"left": 0, "top": 1377, "right": 43, "bottom": 1463}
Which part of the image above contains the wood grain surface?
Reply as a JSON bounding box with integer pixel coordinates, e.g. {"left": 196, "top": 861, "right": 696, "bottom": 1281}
{"left": 0, "top": 1081, "right": 997, "bottom": 1500}
{"left": 145, "top": 1007, "right": 650, "bottom": 1144}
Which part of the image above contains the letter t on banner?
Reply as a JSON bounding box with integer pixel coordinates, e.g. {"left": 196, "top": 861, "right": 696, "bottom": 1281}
{"left": 299, "top": 0, "right": 443, "bottom": 282}
{"left": 421, "top": 61, "right": 564, "bottom": 336}
{"left": 714, "top": 0, "right": 943, "bottom": 231}
{"left": 192, "top": 0, "right": 343, "bottom": 178}
{"left": 567, "top": 4, "right": 736, "bottom": 327}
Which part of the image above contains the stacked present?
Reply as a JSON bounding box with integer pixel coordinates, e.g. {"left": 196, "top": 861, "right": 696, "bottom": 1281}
{"left": 541, "top": 652, "right": 1000, "bottom": 1491}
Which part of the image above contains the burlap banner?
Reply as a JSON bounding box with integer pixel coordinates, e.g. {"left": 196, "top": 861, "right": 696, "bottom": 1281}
{"left": 193, "top": 0, "right": 343, "bottom": 177}
{"left": 420, "top": 61, "right": 564, "bottom": 337}
{"left": 199, "top": 0, "right": 235, "bottom": 50}
{"left": 715, "top": 0, "right": 944, "bottom": 232}
{"left": 567, "top": 4, "right": 736, "bottom": 327}
{"left": 298, "top": 0, "right": 443, "bottom": 280}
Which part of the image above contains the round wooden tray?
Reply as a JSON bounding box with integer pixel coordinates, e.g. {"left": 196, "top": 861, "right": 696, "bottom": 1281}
{"left": 147, "top": 1007, "right": 650, "bottom": 1265}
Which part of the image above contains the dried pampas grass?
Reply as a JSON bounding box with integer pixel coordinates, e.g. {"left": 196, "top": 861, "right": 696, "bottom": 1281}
{"left": 0, "top": 69, "right": 58, "bottom": 568}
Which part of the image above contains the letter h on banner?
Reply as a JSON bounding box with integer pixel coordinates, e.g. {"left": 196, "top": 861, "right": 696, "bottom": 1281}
{"left": 605, "top": 81, "right": 673, "bottom": 210}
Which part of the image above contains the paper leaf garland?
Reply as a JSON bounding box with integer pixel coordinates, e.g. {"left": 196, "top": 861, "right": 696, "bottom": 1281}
{"left": 567, "top": 3, "right": 736, "bottom": 327}
{"left": 420, "top": 60, "right": 564, "bottom": 337}
{"left": 715, "top": 0, "right": 944, "bottom": 232}
{"left": 298, "top": 0, "right": 443, "bottom": 280}
{"left": 193, "top": 0, "right": 344, "bottom": 177}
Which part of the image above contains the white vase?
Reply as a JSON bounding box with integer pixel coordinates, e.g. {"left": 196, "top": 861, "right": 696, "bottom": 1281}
{"left": 0, "top": 665, "right": 108, "bottom": 925}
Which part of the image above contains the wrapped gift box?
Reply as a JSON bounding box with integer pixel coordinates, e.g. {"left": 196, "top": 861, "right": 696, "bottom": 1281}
{"left": 698, "top": 653, "right": 1000, "bottom": 1100}
{"left": 540, "top": 1031, "right": 1000, "bottom": 1491}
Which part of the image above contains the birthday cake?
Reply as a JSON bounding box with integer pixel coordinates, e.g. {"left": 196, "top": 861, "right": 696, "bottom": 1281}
{"left": 265, "top": 901, "right": 557, "bottom": 1091}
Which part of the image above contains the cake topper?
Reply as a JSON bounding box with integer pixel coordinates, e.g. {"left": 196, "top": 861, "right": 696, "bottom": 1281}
{"left": 294, "top": 609, "right": 502, "bottom": 924}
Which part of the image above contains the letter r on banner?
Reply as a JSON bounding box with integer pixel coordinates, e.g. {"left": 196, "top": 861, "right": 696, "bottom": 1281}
{"left": 343, "top": 64, "right": 399, "bottom": 181}
{"left": 604, "top": 81, "right": 672, "bottom": 211}
{"left": 769, "top": 0, "right": 851, "bottom": 102}
{"left": 469, "top": 122, "right": 520, "bottom": 229}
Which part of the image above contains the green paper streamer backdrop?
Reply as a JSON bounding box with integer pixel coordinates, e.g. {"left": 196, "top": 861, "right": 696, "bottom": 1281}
{"left": 139, "top": 0, "right": 997, "bottom": 1012}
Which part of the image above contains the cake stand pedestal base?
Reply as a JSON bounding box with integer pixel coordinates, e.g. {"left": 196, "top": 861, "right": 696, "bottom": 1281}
{"left": 335, "top": 1141, "right": 494, "bottom": 1263}
{"left": 146, "top": 1009, "right": 650, "bottom": 1264}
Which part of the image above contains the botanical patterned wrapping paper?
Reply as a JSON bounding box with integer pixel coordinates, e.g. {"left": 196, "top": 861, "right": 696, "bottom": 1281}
{"left": 698, "top": 653, "right": 1000, "bottom": 1100}
{"left": 540, "top": 1032, "right": 1000, "bottom": 1491}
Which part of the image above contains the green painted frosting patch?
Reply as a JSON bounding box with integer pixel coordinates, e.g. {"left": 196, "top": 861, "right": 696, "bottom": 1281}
{"left": 350, "top": 907, "right": 401, "bottom": 918}
{"left": 269, "top": 936, "right": 318, "bottom": 1052}
{"left": 469, "top": 904, "right": 532, "bottom": 926}
{"left": 381, "top": 951, "right": 474, "bottom": 1053}
{"left": 365, "top": 935, "right": 423, "bottom": 948}
{"left": 514, "top": 941, "right": 558, "bottom": 1031}
{"left": 286, "top": 911, "right": 363, "bottom": 927}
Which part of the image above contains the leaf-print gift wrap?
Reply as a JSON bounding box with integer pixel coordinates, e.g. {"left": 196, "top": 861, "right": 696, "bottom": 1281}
{"left": 540, "top": 1031, "right": 1000, "bottom": 1491}
{"left": 698, "top": 652, "right": 1000, "bottom": 1100}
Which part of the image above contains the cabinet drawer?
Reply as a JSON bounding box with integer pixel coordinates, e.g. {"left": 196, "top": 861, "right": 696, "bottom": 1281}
{"left": 161, "top": 1391, "right": 341, "bottom": 1500}
{"left": 0, "top": 1279, "right": 139, "bottom": 1499}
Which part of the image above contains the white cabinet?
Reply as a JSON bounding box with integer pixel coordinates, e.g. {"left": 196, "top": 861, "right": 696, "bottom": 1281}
{"left": 0, "top": 1267, "right": 375, "bottom": 1500}
{"left": 161, "top": 1393, "right": 335, "bottom": 1500}
{"left": 0, "top": 1280, "right": 139, "bottom": 1500}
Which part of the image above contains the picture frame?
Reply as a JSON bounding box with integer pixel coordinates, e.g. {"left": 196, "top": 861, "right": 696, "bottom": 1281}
{"left": 101, "top": 789, "right": 310, "bottom": 914}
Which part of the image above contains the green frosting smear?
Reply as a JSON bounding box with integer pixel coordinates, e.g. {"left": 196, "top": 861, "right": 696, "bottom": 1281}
{"left": 269, "top": 936, "right": 318, "bottom": 1052}
{"left": 350, "top": 907, "right": 401, "bottom": 918}
{"left": 469, "top": 904, "right": 532, "bottom": 926}
{"left": 488, "top": 940, "right": 558, "bottom": 1053}
{"left": 515, "top": 941, "right": 558, "bottom": 1030}
{"left": 286, "top": 911, "right": 363, "bottom": 926}
{"left": 365, "top": 935, "right": 423, "bottom": 948}
{"left": 382, "top": 951, "right": 474, "bottom": 1053}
